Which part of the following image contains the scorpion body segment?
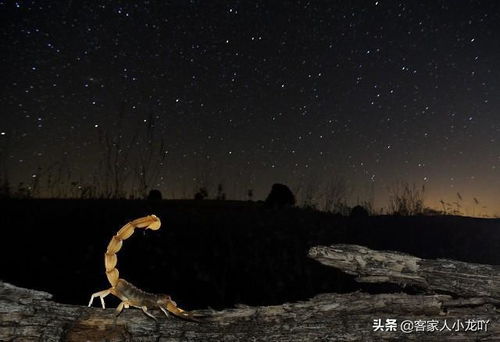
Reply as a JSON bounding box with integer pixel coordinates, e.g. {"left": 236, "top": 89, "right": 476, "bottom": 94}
{"left": 114, "top": 279, "right": 162, "bottom": 308}
{"left": 88, "top": 215, "right": 198, "bottom": 321}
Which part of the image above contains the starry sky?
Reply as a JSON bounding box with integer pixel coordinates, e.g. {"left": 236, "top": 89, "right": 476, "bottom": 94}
{"left": 1, "top": 1, "right": 500, "bottom": 215}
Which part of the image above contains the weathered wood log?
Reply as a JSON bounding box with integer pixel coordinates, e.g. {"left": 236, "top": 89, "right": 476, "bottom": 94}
{"left": 2, "top": 244, "right": 500, "bottom": 341}
{"left": 308, "top": 244, "right": 500, "bottom": 300}
{"left": 0, "top": 281, "right": 498, "bottom": 341}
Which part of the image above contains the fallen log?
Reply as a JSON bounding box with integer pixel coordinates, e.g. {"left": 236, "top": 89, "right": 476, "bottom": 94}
{"left": 308, "top": 244, "right": 500, "bottom": 300}
{"left": 1, "top": 244, "right": 500, "bottom": 341}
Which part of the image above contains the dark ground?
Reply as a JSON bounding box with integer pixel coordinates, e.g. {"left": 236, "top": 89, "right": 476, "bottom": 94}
{"left": 1, "top": 199, "right": 499, "bottom": 310}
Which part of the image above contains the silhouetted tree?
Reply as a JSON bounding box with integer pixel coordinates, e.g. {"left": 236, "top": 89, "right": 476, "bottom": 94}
{"left": 0, "top": 179, "right": 10, "bottom": 199}
{"left": 97, "top": 102, "right": 138, "bottom": 198}
{"left": 216, "top": 183, "right": 226, "bottom": 200}
{"left": 134, "top": 113, "right": 166, "bottom": 199}
{"left": 247, "top": 189, "right": 254, "bottom": 201}
{"left": 264, "top": 183, "right": 296, "bottom": 209}
{"left": 322, "top": 176, "right": 348, "bottom": 212}
{"left": 350, "top": 205, "right": 369, "bottom": 218}
{"left": 147, "top": 189, "right": 163, "bottom": 200}
{"left": 194, "top": 187, "right": 208, "bottom": 200}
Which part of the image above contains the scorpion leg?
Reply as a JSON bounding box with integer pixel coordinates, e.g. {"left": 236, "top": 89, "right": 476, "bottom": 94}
{"left": 142, "top": 306, "right": 157, "bottom": 320}
{"left": 88, "top": 288, "right": 112, "bottom": 309}
{"left": 116, "top": 301, "right": 130, "bottom": 316}
{"left": 160, "top": 306, "right": 170, "bottom": 318}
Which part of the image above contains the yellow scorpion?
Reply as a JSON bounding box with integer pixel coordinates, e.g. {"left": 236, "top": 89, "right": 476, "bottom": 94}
{"left": 88, "top": 215, "right": 198, "bottom": 321}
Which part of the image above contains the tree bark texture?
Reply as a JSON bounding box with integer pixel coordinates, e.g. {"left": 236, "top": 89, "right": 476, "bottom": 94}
{"left": 2, "top": 244, "right": 500, "bottom": 341}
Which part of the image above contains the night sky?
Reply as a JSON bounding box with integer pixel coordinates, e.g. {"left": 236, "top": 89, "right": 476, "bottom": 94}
{"left": 1, "top": 1, "right": 500, "bottom": 215}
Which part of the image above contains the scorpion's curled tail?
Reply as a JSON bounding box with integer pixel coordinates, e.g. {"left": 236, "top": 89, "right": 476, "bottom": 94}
{"left": 104, "top": 215, "right": 161, "bottom": 287}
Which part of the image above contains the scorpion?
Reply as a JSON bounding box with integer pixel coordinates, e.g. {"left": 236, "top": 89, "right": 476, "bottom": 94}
{"left": 88, "top": 215, "right": 198, "bottom": 321}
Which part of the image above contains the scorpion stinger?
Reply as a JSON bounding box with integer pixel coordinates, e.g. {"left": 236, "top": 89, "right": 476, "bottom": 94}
{"left": 88, "top": 215, "right": 200, "bottom": 321}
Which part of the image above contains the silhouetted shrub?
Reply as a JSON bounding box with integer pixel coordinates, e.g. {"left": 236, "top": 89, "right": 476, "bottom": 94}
{"left": 350, "top": 205, "right": 369, "bottom": 218}
{"left": 194, "top": 187, "right": 208, "bottom": 200}
{"left": 216, "top": 184, "right": 226, "bottom": 200}
{"left": 388, "top": 183, "right": 425, "bottom": 216}
{"left": 147, "top": 189, "right": 162, "bottom": 201}
{"left": 247, "top": 189, "right": 254, "bottom": 201}
{"left": 0, "top": 180, "right": 11, "bottom": 199}
{"left": 421, "top": 207, "right": 442, "bottom": 216}
{"left": 265, "top": 183, "right": 296, "bottom": 209}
